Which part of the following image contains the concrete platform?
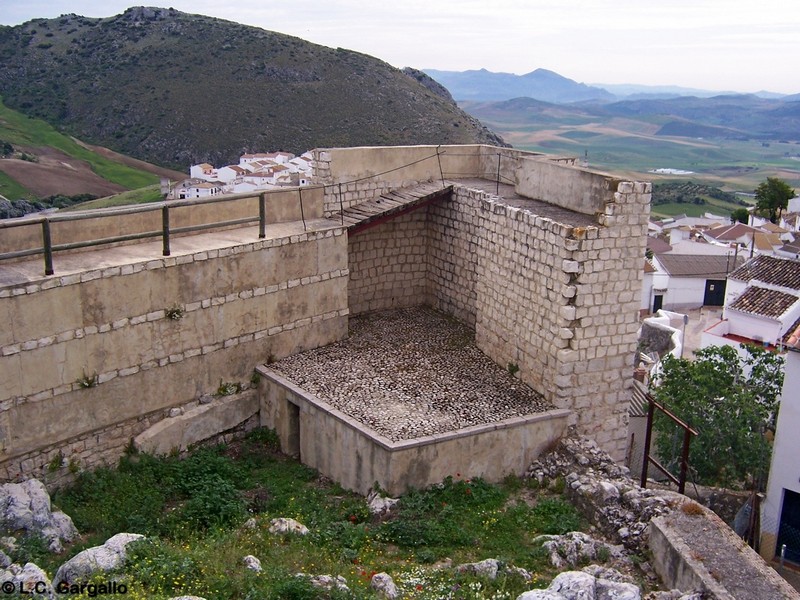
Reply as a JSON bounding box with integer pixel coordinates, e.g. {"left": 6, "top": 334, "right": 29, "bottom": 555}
{"left": 257, "top": 307, "right": 571, "bottom": 495}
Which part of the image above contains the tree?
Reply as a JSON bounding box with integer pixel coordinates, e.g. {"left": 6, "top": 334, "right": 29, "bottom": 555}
{"left": 730, "top": 207, "right": 750, "bottom": 224}
{"left": 649, "top": 344, "right": 783, "bottom": 489}
{"left": 755, "top": 177, "right": 796, "bottom": 223}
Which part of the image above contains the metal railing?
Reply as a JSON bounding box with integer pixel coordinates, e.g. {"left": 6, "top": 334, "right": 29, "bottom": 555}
{"left": 640, "top": 392, "right": 698, "bottom": 494}
{"left": 0, "top": 146, "right": 517, "bottom": 278}
{"left": 0, "top": 190, "right": 289, "bottom": 276}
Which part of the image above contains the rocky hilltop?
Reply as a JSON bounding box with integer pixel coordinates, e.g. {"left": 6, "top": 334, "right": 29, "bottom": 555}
{"left": 0, "top": 7, "right": 504, "bottom": 169}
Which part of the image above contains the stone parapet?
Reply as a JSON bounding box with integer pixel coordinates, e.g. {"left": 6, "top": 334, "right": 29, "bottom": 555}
{"left": 345, "top": 171, "right": 649, "bottom": 458}
{"left": 0, "top": 224, "right": 350, "bottom": 481}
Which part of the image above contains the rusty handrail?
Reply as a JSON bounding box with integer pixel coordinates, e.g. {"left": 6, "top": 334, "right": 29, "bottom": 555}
{"left": 640, "top": 393, "right": 698, "bottom": 495}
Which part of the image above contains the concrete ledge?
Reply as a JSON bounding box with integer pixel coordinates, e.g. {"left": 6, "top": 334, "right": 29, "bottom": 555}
{"left": 257, "top": 366, "right": 571, "bottom": 496}
{"left": 134, "top": 390, "right": 259, "bottom": 455}
{"left": 649, "top": 507, "right": 799, "bottom": 600}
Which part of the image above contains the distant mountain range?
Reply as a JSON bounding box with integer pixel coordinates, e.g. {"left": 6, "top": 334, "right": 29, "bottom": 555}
{"left": 423, "top": 69, "right": 800, "bottom": 142}
{"left": 462, "top": 94, "right": 800, "bottom": 142}
{"left": 423, "top": 68, "right": 795, "bottom": 103}
{"left": 424, "top": 68, "right": 616, "bottom": 103}
{"left": 0, "top": 8, "right": 504, "bottom": 170}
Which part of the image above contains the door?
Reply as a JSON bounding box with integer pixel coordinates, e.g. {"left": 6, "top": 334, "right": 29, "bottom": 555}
{"left": 777, "top": 489, "right": 800, "bottom": 564}
{"left": 703, "top": 280, "right": 726, "bottom": 306}
{"left": 652, "top": 294, "right": 664, "bottom": 312}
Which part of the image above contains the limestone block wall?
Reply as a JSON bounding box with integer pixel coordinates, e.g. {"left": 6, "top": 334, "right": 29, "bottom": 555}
{"left": 336, "top": 149, "right": 649, "bottom": 459}
{"left": 426, "top": 189, "right": 481, "bottom": 326}
{"left": 347, "top": 210, "right": 431, "bottom": 315}
{"left": 313, "top": 145, "right": 557, "bottom": 217}
{"left": 0, "top": 228, "right": 349, "bottom": 482}
{"left": 564, "top": 182, "right": 652, "bottom": 453}
{"left": 345, "top": 174, "right": 649, "bottom": 459}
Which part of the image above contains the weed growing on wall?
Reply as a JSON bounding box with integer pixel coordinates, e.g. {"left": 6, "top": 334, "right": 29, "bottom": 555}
{"left": 165, "top": 304, "right": 184, "bottom": 321}
{"left": 216, "top": 380, "right": 243, "bottom": 396}
{"left": 76, "top": 371, "right": 98, "bottom": 388}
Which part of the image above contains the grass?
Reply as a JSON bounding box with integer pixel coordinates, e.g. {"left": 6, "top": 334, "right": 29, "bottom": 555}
{"left": 31, "top": 429, "right": 593, "bottom": 599}
{"left": 0, "top": 96, "right": 158, "bottom": 190}
{"left": 0, "top": 170, "right": 33, "bottom": 199}
{"left": 63, "top": 184, "right": 164, "bottom": 211}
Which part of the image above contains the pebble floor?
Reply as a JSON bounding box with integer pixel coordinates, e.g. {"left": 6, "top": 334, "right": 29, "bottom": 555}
{"left": 271, "top": 307, "right": 553, "bottom": 441}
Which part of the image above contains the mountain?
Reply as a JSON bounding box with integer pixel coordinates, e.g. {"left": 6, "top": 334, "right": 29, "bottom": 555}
{"left": 462, "top": 93, "right": 800, "bottom": 142}
{"left": 592, "top": 83, "right": 787, "bottom": 100}
{"left": 423, "top": 68, "right": 615, "bottom": 103}
{"left": 0, "top": 7, "right": 504, "bottom": 170}
{"left": 599, "top": 95, "right": 800, "bottom": 140}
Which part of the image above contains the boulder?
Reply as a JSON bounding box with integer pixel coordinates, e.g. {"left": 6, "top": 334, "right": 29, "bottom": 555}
{"left": 0, "top": 480, "right": 78, "bottom": 553}
{"left": 0, "top": 562, "right": 52, "bottom": 599}
{"left": 595, "top": 578, "right": 640, "bottom": 600}
{"left": 581, "top": 565, "right": 634, "bottom": 584}
{"left": 370, "top": 572, "right": 399, "bottom": 599}
{"left": 517, "top": 591, "right": 568, "bottom": 600}
{"left": 456, "top": 558, "right": 500, "bottom": 579}
{"left": 547, "top": 571, "right": 596, "bottom": 600}
{"left": 242, "top": 555, "right": 262, "bottom": 572}
{"left": 53, "top": 533, "right": 144, "bottom": 587}
{"left": 268, "top": 517, "right": 309, "bottom": 536}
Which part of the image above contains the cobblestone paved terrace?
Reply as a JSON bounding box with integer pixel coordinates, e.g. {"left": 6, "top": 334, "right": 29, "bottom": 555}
{"left": 271, "top": 307, "right": 553, "bottom": 441}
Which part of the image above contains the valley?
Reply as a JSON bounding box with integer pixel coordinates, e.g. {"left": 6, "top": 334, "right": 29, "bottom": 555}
{"left": 460, "top": 98, "right": 800, "bottom": 212}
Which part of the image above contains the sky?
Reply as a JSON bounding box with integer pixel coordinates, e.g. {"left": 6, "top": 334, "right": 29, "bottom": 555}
{"left": 1, "top": 0, "right": 798, "bottom": 95}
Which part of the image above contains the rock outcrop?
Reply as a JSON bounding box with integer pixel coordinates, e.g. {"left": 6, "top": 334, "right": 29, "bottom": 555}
{"left": 268, "top": 517, "right": 309, "bottom": 536}
{"left": 0, "top": 562, "right": 53, "bottom": 599}
{"left": 526, "top": 436, "right": 682, "bottom": 553}
{"left": 517, "top": 568, "right": 641, "bottom": 600}
{"left": 370, "top": 572, "right": 399, "bottom": 599}
{"left": 53, "top": 533, "right": 144, "bottom": 587}
{"left": 0, "top": 480, "right": 78, "bottom": 553}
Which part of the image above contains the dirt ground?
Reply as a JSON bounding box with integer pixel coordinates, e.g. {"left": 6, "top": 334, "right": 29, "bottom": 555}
{"left": 0, "top": 141, "right": 186, "bottom": 199}
{"left": 0, "top": 148, "right": 126, "bottom": 197}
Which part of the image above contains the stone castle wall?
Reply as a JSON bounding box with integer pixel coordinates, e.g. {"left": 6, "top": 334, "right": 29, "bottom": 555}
{"left": 326, "top": 147, "right": 650, "bottom": 459}
{"left": 0, "top": 227, "right": 349, "bottom": 482}
{"left": 347, "top": 210, "right": 431, "bottom": 315}
{"left": 1, "top": 144, "right": 650, "bottom": 481}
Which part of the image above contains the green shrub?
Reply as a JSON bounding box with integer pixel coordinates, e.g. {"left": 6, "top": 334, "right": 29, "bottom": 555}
{"left": 531, "top": 498, "right": 583, "bottom": 535}
{"left": 177, "top": 477, "right": 246, "bottom": 530}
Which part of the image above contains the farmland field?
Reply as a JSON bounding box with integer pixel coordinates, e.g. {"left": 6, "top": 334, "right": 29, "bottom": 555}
{"left": 463, "top": 101, "right": 800, "bottom": 197}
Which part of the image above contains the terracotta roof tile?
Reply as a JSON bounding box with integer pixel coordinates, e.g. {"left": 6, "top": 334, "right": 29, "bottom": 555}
{"left": 705, "top": 223, "right": 758, "bottom": 241}
{"left": 728, "top": 255, "right": 800, "bottom": 289}
{"left": 783, "top": 316, "right": 800, "bottom": 349}
{"left": 729, "top": 286, "right": 799, "bottom": 319}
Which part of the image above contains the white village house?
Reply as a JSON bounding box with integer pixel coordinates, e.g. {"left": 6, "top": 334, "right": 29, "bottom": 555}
{"left": 761, "top": 323, "right": 800, "bottom": 565}
{"left": 176, "top": 151, "right": 313, "bottom": 199}
{"left": 701, "top": 254, "right": 800, "bottom": 350}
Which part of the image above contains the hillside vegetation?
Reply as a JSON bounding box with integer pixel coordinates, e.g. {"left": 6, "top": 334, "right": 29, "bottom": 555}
{"left": 650, "top": 182, "right": 750, "bottom": 218}
{"left": 0, "top": 96, "right": 184, "bottom": 203}
{"left": 0, "top": 8, "right": 504, "bottom": 170}
{"left": 17, "top": 429, "right": 596, "bottom": 599}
